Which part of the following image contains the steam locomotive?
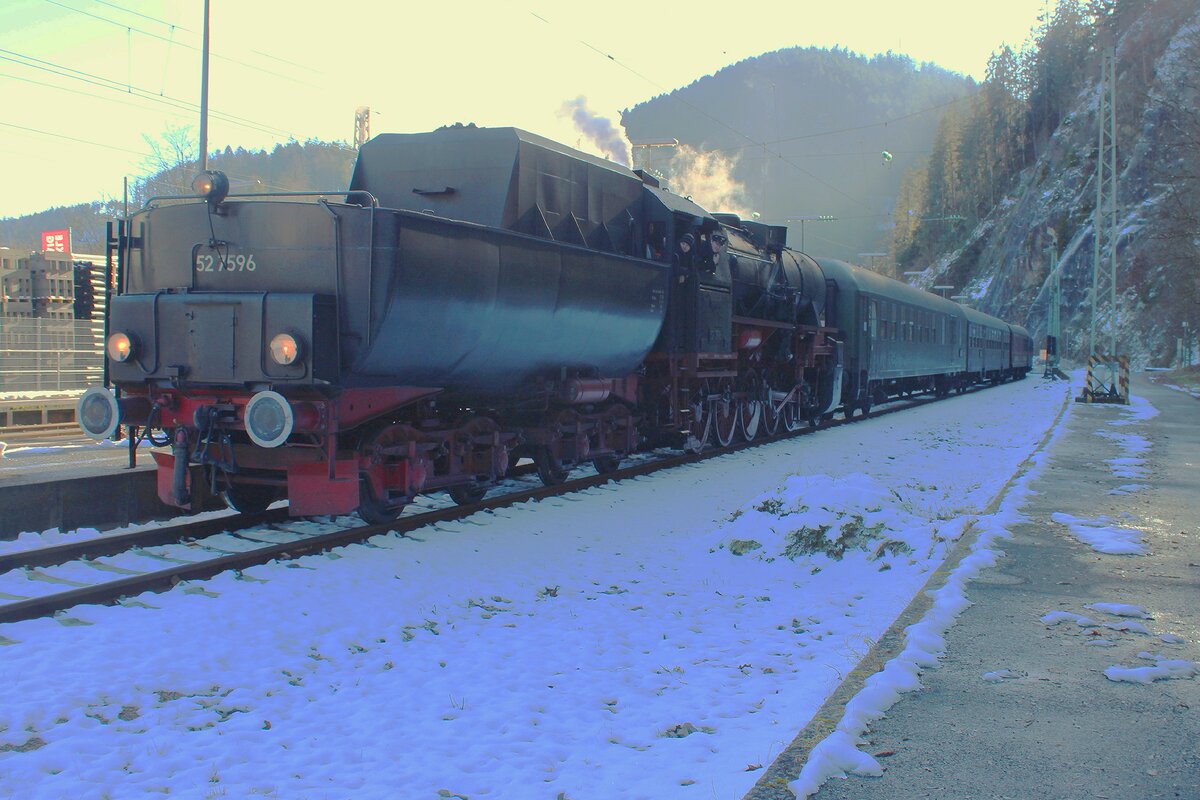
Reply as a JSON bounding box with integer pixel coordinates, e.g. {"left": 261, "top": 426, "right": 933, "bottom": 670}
{"left": 78, "top": 125, "right": 1031, "bottom": 521}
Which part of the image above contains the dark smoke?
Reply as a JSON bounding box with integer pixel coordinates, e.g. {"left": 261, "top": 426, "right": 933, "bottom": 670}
{"left": 560, "top": 96, "right": 630, "bottom": 165}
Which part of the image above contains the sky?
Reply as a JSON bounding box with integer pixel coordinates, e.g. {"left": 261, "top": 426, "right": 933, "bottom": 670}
{"left": 0, "top": 0, "right": 1052, "bottom": 221}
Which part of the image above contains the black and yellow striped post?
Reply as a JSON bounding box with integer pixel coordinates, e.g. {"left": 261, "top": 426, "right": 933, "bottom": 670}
{"left": 1076, "top": 354, "right": 1130, "bottom": 404}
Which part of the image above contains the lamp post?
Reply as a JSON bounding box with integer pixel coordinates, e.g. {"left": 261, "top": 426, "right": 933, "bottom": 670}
{"left": 785, "top": 215, "right": 835, "bottom": 252}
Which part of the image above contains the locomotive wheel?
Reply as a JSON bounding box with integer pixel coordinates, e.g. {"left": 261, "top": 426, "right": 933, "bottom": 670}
{"left": 356, "top": 423, "right": 418, "bottom": 524}
{"left": 761, "top": 396, "right": 782, "bottom": 437}
{"left": 535, "top": 447, "right": 571, "bottom": 486}
{"left": 738, "top": 371, "right": 763, "bottom": 441}
{"left": 592, "top": 453, "right": 621, "bottom": 474}
{"left": 358, "top": 480, "right": 405, "bottom": 524}
{"left": 222, "top": 482, "right": 277, "bottom": 514}
{"left": 447, "top": 482, "right": 488, "bottom": 505}
{"left": 712, "top": 382, "right": 738, "bottom": 447}
{"left": 739, "top": 401, "right": 762, "bottom": 440}
{"left": 590, "top": 406, "right": 630, "bottom": 472}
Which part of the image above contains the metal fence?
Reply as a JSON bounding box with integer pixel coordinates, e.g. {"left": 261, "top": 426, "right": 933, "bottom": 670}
{"left": 0, "top": 318, "right": 104, "bottom": 393}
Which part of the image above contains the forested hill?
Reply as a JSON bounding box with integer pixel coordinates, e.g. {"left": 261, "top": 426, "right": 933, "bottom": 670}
{"left": 897, "top": 0, "right": 1200, "bottom": 365}
{"left": 621, "top": 47, "right": 975, "bottom": 262}
{"left": 0, "top": 140, "right": 355, "bottom": 254}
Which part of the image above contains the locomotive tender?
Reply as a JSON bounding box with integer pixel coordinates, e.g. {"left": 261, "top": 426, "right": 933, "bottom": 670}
{"left": 78, "top": 125, "right": 1031, "bottom": 520}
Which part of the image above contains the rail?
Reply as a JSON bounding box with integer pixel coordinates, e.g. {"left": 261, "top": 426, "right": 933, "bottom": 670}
{"left": 0, "top": 385, "right": 997, "bottom": 625}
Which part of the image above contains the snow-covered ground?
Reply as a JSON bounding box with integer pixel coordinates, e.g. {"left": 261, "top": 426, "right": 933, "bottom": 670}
{"left": 2, "top": 379, "right": 1068, "bottom": 800}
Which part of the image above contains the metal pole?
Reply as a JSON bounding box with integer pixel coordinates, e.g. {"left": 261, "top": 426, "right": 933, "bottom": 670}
{"left": 1045, "top": 234, "right": 1060, "bottom": 377}
{"left": 1090, "top": 64, "right": 1103, "bottom": 357}
{"left": 199, "top": 0, "right": 211, "bottom": 171}
{"left": 1107, "top": 53, "right": 1118, "bottom": 356}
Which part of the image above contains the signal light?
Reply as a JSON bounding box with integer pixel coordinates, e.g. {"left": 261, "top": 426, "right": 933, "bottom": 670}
{"left": 106, "top": 332, "right": 135, "bottom": 362}
{"left": 269, "top": 333, "right": 301, "bottom": 366}
{"left": 192, "top": 170, "right": 229, "bottom": 207}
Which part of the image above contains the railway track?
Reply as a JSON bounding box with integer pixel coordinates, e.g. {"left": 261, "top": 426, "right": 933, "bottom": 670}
{"left": 0, "top": 388, "right": 972, "bottom": 626}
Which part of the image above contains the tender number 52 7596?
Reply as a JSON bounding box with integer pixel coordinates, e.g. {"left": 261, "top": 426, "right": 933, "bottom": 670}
{"left": 196, "top": 253, "right": 256, "bottom": 272}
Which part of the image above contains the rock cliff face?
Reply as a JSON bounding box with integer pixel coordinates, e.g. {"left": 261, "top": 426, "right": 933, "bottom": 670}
{"left": 918, "top": 4, "right": 1200, "bottom": 366}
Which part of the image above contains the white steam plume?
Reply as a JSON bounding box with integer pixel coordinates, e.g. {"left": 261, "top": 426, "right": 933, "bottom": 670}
{"left": 665, "top": 145, "right": 752, "bottom": 217}
{"left": 560, "top": 96, "right": 631, "bottom": 166}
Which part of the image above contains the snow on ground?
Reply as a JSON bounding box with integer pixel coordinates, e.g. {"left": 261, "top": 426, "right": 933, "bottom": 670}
{"left": 1162, "top": 383, "right": 1200, "bottom": 399}
{"left": 0, "top": 438, "right": 153, "bottom": 460}
{"left": 1037, "top": 600, "right": 1196, "bottom": 685}
{"left": 1049, "top": 512, "right": 1148, "bottom": 555}
{"left": 1104, "top": 660, "right": 1198, "bottom": 684}
{"left": 1044, "top": 395, "right": 1160, "bottom": 554}
{"left": 0, "top": 379, "right": 1067, "bottom": 800}
{"left": 788, "top": 390, "right": 1066, "bottom": 799}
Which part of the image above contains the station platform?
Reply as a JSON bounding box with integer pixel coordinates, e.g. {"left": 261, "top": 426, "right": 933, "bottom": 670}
{"left": 0, "top": 441, "right": 226, "bottom": 536}
{"left": 797, "top": 376, "right": 1199, "bottom": 798}
{"left": 0, "top": 393, "right": 80, "bottom": 426}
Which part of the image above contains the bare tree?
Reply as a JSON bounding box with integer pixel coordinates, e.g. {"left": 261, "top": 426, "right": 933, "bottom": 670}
{"left": 135, "top": 123, "right": 198, "bottom": 204}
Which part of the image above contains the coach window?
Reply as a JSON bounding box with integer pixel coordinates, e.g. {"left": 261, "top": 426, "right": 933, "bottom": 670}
{"left": 869, "top": 300, "right": 878, "bottom": 339}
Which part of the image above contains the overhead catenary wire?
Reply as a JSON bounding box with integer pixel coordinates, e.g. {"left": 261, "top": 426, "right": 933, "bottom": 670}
{"left": 84, "top": 0, "right": 323, "bottom": 77}
{"left": 0, "top": 120, "right": 151, "bottom": 158}
{"left": 0, "top": 48, "right": 297, "bottom": 138}
{"left": 43, "top": 0, "right": 317, "bottom": 87}
{"left": 88, "top": 0, "right": 192, "bottom": 32}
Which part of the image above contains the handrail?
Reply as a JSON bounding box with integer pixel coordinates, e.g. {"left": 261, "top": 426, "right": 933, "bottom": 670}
{"left": 142, "top": 189, "right": 380, "bottom": 208}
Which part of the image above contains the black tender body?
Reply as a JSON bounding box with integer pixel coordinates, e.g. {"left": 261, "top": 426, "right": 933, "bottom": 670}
{"left": 112, "top": 128, "right": 672, "bottom": 396}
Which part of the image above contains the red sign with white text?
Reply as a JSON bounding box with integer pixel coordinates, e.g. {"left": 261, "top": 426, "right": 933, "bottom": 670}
{"left": 41, "top": 229, "right": 71, "bottom": 253}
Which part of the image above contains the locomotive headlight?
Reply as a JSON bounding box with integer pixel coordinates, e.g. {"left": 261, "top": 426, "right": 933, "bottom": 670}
{"left": 269, "top": 333, "right": 302, "bottom": 366}
{"left": 106, "top": 331, "right": 136, "bottom": 362}
{"left": 192, "top": 169, "right": 229, "bottom": 207}
{"left": 244, "top": 390, "right": 294, "bottom": 448}
{"left": 77, "top": 386, "right": 121, "bottom": 440}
